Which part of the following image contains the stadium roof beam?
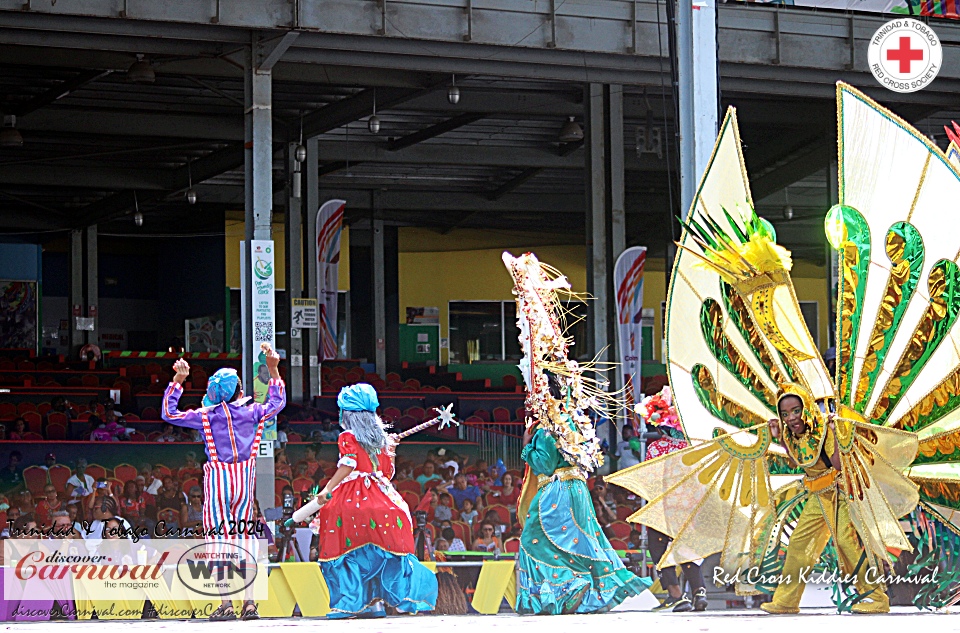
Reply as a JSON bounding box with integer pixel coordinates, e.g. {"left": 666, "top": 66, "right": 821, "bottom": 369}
{"left": 8, "top": 69, "right": 112, "bottom": 117}
{"left": 69, "top": 85, "right": 433, "bottom": 228}
{"left": 387, "top": 113, "right": 486, "bottom": 152}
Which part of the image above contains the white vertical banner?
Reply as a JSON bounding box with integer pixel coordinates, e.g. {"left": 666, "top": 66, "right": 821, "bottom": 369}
{"left": 614, "top": 246, "right": 647, "bottom": 428}
{"left": 316, "top": 199, "right": 345, "bottom": 361}
{"left": 248, "top": 240, "right": 277, "bottom": 440}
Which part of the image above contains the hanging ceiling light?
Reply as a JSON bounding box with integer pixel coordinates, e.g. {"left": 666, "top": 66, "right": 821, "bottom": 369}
{"left": 558, "top": 116, "right": 583, "bottom": 143}
{"left": 782, "top": 188, "right": 793, "bottom": 220}
{"left": 0, "top": 115, "right": 23, "bottom": 148}
{"left": 127, "top": 54, "right": 155, "bottom": 84}
{"left": 133, "top": 191, "right": 143, "bottom": 227}
{"left": 447, "top": 74, "right": 460, "bottom": 105}
{"left": 368, "top": 88, "right": 380, "bottom": 134}
{"left": 185, "top": 159, "right": 197, "bottom": 205}
{"left": 295, "top": 113, "right": 307, "bottom": 163}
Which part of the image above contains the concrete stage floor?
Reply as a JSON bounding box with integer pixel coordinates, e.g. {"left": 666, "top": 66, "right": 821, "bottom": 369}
{"left": 2, "top": 607, "right": 953, "bottom": 630}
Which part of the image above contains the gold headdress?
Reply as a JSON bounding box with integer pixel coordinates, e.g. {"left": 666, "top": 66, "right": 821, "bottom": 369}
{"left": 502, "top": 251, "right": 614, "bottom": 473}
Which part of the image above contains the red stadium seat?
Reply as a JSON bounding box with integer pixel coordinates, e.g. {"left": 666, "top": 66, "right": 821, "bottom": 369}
{"left": 616, "top": 505, "right": 635, "bottom": 521}
{"left": 503, "top": 537, "right": 520, "bottom": 553}
{"left": 401, "top": 491, "right": 420, "bottom": 508}
{"left": 141, "top": 407, "right": 159, "bottom": 420}
{"left": 404, "top": 406, "right": 425, "bottom": 422}
{"left": 383, "top": 407, "right": 402, "bottom": 421}
{"left": 609, "top": 538, "right": 628, "bottom": 550}
{"left": 502, "top": 375, "right": 518, "bottom": 390}
{"left": 22, "top": 431, "right": 43, "bottom": 441}
{"left": 86, "top": 464, "right": 107, "bottom": 480}
{"left": 114, "top": 463, "right": 138, "bottom": 482}
{"left": 46, "top": 411, "right": 67, "bottom": 427}
{"left": 129, "top": 432, "right": 147, "bottom": 441}
{"left": 484, "top": 504, "right": 510, "bottom": 525}
{"left": 473, "top": 409, "right": 491, "bottom": 422}
{"left": 48, "top": 464, "right": 71, "bottom": 491}
{"left": 492, "top": 407, "right": 511, "bottom": 422}
{"left": 17, "top": 402, "right": 37, "bottom": 415}
{"left": 36, "top": 403, "right": 52, "bottom": 416}
{"left": 23, "top": 465, "right": 47, "bottom": 494}
{"left": 22, "top": 411, "right": 42, "bottom": 433}
{"left": 275, "top": 478, "right": 291, "bottom": 497}
{"left": 81, "top": 375, "right": 99, "bottom": 387}
{"left": 608, "top": 522, "right": 632, "bottom": 539}
{"left": 46, "top": 423, "right": 67, "bottom": 440}
{"left": 0, "top": 402, "right": 16, "bottom": 418}
{"left": 395, "top": 480, "right": 422, "bottom": 494}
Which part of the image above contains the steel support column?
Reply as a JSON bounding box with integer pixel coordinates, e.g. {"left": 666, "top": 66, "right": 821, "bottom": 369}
{"left": 85, "top": 225, "right": 98, "bottom": 347}
{"left": 372, "top": 214, "right": 387, "bottom": 379}
{"left": 286, "top": 142, "right": 304, "bottom": 403}
{"left": 305, "top": 136, "right": 320, "bottom": 399}
{"left": 69, "top": 229, "right": 84, "bottom": 352}
{"left": 608, "top": 85, "right": 626, "bottom": 396}
{"left": 677, "top": 0, "right": 718, "bottom": 218}
{"left": 585, "top": 83, "right": 608, "bottom": 363}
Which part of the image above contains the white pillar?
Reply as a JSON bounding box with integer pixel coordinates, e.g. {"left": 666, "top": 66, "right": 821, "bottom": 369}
{"left": 677, "top": 0, "right": 718, "bottom": 219}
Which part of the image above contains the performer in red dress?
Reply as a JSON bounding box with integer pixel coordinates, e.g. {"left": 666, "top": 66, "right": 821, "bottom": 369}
{"left": 290, "top": 383, "right": 437, "bottom": 618}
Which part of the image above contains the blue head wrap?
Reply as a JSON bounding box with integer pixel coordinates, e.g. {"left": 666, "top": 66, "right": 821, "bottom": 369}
{"left": 337, "top": 383, "right": 379, "bottom": 412}
{"left": 203, "top": 368, "right": 240, "bottom": 407}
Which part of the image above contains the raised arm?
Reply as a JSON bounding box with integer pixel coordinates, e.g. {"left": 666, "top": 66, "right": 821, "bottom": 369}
{"left": 255, "top": 345, "right": 286, "bottom": 422}
{"left": 161, "top": 358, "right": 203, "bottom": 430}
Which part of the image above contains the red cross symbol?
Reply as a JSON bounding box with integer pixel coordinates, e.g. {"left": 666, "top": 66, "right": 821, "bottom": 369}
{"left": 886, "top": 36, "right": 924, "bottom": 74}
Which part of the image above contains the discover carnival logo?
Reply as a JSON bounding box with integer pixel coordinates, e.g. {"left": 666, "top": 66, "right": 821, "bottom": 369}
{"left": 868, "top": 19, "right": 941, "bottom": 94}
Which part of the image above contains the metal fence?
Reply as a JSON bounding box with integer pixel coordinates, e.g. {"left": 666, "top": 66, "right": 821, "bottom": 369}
{"left": 458, "top": 421, "right": 523, "bottom": 471}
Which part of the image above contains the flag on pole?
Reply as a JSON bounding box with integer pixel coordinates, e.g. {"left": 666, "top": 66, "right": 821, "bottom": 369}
{"left": 614, "top": 246, "right": 647, "bottom": 429}
{"left": 316, "top": 199, "right": 345, "bottom": 361}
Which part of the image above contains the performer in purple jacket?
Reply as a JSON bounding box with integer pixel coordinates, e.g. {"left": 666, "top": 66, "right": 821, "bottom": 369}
{"left": 162, "top": 343, "right": 286, "bottom": 621}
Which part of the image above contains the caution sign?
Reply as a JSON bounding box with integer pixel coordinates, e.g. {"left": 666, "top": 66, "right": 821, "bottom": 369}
{"left": 292, "top": 298, "right": 319, "bottom": 329}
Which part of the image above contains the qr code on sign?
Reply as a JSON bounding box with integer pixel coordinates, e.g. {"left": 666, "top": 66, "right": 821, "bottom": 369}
{"left": 254, "top": 321, "right": 273, "bottom": 342}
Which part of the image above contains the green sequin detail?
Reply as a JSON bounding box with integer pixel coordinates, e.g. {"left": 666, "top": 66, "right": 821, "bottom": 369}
{"left": 345, "top": 537, "right": 351, "bottom": 547}
{"left": 336, "top": 516, "right": 342, "bottom": 528}
{"left": 397, "top": 517, "right": 403, "bottom": 529}
{"left": 370, "top": 519, "right": 377, "bottom": 529}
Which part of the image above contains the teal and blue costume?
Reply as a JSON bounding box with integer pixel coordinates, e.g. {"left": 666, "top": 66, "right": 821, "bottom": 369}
{"left": 516, "top": 427, "right": 649, "bottom": 615}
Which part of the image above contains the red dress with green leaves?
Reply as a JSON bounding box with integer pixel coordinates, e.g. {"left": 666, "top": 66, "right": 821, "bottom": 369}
{"left": 316, "top": 431, "right": 415, "bottom": 560}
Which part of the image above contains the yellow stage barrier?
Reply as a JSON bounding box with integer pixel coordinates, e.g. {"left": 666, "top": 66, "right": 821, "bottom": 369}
{"left": 470, "top": 560, "right": 517, "bottom": 615}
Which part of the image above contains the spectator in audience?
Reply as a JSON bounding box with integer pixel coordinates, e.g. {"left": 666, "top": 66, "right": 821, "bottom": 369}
{"left": 299, "top": 444, "right": 321, "bottom": 478}
{"left": 85, "top": 477, "right": 113, "bottom": 515}
{"left": 51, "top": 396, "right": 76, "bottom": 421}
{"left": 489, "top": 472, "right": 520, "bottom": 507}
{"left": 86, "top": 496, "right": 134, "bottom": 549}
{"left": 1, "top": 505, "right": 21, "bottom": 538}
{"left": 120, "top": 480, "right": 148, "bottom": 529}
{"left": 615, "top": 425, "right": 642, "bottom": 470}
{"left": 178, "top": 452, "right": 203, "bottom": 482}
{"left": 181, "top": 486, "right": 204, "bottom": 532}
{"left": 65, "top": 458, "right": 94, "bottom": 502}
{"left": 274, "top": 450, "right": 292, "bottom": 480}
{"left": 627, "top": 528, "right": 643, "bottom": 550}
{"left": 146, "top": 467, "right": 165, "bottom": 495}
{"left": 319, "top": 416, "right": 339, "bottom": 442}
{"left": 0, "top": 450, "right": 23, "bottom": 494}
{"left": 103, "top": 400, "right": 122, "bottom": 422}
{"left": 50, "top": 510, "right": 76, "bottom": 538}
{"left": 472, "top": 522, "right": 503, "bottom": 553}
{"left": 416, "top": 461, "right": 442, "bottom": 492}
{"left": 434, "top": 492, "right": 455, "bottom": 525}
{"left": 16, "top": 489, "right": 36, "bottom": 515}
{"left": 459, "top": 498, "right": 478, "bottom": 527}
{"left": 40, "top": 452, "right": 58, "bottom": 471}
{"left": 433, "top": 537, "right": 450, "bottom": 555}
{"left": 442, "top": 527, "right": 466, "bottom": 552}
{"left": 273, "top": 422, "right": 289, "bottom": 451}
{"left": 481, "top": 509, "right": 508, "bottom": 536}
{"left": 35, "top": 484, "right": 63, "bottom": 527}
{"left": 156, "top": 476, "right": 185, "bottom": 529}
{"left": 8, "top": 417, "right": 26, "bottom": 440}
{"left": 12, "top": 513, "right": 38, "bottom": 538}
{"left": 156, "top": 422, "right": 181, "bottom": 442}
{"left": 443, "top": 474, "right": 482, "bottom": 511}
{"left": 396, "top": 461, "right": 414, "bottom": 481}
{"left": 135, "top": 476, "right": 158, "bottom": 528}
{"left": 66, "top": 502, "right": 83, "bottom": 533}
{"left": 591, "top": 480, "right": 617, "bottom": 536}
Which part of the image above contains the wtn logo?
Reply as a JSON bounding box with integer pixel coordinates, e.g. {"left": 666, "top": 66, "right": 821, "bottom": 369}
{"left": 185, "top": 560, "right": 249, "bottom": 580}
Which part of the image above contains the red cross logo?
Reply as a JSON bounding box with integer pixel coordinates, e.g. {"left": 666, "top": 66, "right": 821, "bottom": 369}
{"left": 886, "top": 36, "right": 924, "bottom": 74}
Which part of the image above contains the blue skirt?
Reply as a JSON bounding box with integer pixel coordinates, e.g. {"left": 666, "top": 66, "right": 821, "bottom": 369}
{"left": 320, "top": 544, "right": 438, "bottom": 618}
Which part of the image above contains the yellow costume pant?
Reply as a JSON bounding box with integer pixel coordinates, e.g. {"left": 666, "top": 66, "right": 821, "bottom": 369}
{"left": 771, "top": 489, "right": 887, "bottom": 609}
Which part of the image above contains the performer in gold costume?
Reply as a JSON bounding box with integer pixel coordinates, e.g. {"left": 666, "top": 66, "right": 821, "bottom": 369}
{"left": 606, "top": 83, "right": 960, "bottom": 614}
{"left": 762, "top": 389, "right": 888, "bottom": 614}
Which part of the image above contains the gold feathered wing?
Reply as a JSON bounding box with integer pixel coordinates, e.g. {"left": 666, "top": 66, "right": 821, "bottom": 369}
{"left": 606, "top": 424, "right": 775, "bottom": 573}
